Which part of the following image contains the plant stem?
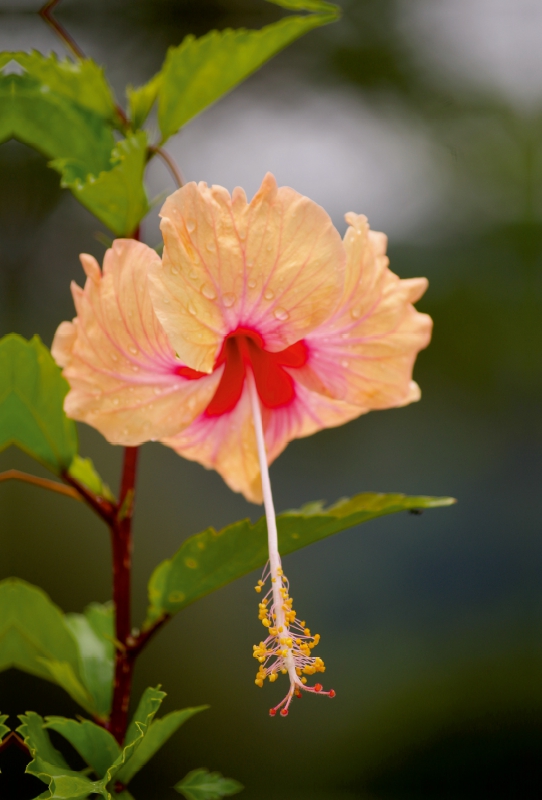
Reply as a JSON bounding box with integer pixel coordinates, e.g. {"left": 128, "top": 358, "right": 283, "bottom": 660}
{"left": 39, "top": 0, "right": 86, "bottom": 60}
{"left": 108, "top": 446, "right": 139, "bottom": 744}
{"left": 0, "top": 469, "right": 82, "bottom": 501}
{"left": 147, "top": 145, "right": 184, "bottom": 189}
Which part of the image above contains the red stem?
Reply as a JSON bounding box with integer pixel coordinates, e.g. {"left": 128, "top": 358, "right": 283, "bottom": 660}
{"left": 39, "top": 0, "right": 86, "bottom": 60}
{"left": 108, "top": 446, "right": 139, "bottom": 744}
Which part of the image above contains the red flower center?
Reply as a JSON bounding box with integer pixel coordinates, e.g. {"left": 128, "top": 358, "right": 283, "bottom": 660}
{"left": 176, "top": 327, "right": 308, "bottom": 416}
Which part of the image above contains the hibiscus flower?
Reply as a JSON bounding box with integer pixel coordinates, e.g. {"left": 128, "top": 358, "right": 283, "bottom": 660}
{"left": 53, "top": 173, "right": 431, "bottom": 715}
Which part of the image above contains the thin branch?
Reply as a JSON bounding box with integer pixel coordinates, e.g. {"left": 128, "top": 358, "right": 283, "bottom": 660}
{"left": 0, "top": 469, "right": 82, "bottom": 501}
{"left": 39, "top": 0, "right": 130, "bottom": 129}
{"left": 39, "top": 0, "right": 86, "bottom": 60}
{"left": 128, "top": 613, "right": 171, "bottom": 658}
{"left": 62, "top": 470, "right": 117, "bottom": 525}
{"left": 148, "top": 145, "right": 184, "bottom": 189}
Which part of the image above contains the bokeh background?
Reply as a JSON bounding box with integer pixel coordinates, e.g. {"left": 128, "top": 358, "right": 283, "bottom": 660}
{"left": 1, "top": 0, "right": 542, "bottom": 797}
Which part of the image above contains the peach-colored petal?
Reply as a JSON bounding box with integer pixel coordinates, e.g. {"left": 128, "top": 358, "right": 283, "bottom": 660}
{"left": 164, "top": 381, "right": 364, "bottom": 504}
{"left": 301, "top": 213, "right": 432, "bottom": 409}
{"left": 148, "top": 173, "right": 345, "bottom": 373}
{"left": 52, "top": 239, "right": 220, "bottom": 446}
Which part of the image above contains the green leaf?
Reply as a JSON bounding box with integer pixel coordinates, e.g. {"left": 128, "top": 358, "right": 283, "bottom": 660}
{"left": 116, "top": 706, "right": 208, "bottom": 785}
{"left": 145, "top": 493, "right": 455, "bottom": 622}
{"left": 67, "top": 455, "right": 115, "bottom": 502}
{"left": 127, "top": 72, "right": 162, "bottom": 129}
{"left": 50, "top": 131, "right": 150, "bottom": 237}
{"left": 157, "top": 2, "right": 340, "bottom": 141}
{"left": 0, "top": 714, "right": 9, "bottom": 740}
{"left": 266, "top": 0, "right": 339, "bottom": 12}
{"left": 124, "top": 686, "right": 166, "bottom": 748}
{"left": 0, "top": 335, "right": 77, "bottom": 473}
{"left": 44, "top": 717, "right": 120, "bottom": 780}
{"left": 18, "top": 712, "right": 70, "bottom": 770}
{"left": 175, "top": 769, "right": 243, "bottom": 800}
{"left": 64, "top": 603, "right": 115, "bottom": 719}
{"left": 0, "top": 72, "right": 115, "bottom": 176}
{"left": 5, "top": 51, "right": 118, "bottom": 122}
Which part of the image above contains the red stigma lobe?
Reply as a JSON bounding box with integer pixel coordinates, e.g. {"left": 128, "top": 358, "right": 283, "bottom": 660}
{"left": 204, "top": 327, "right": 308, "bottom": 416}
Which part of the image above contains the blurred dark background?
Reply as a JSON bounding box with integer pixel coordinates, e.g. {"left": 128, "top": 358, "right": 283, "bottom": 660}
{"left": 1, "top": 0, "right": 542, "bottom": 798}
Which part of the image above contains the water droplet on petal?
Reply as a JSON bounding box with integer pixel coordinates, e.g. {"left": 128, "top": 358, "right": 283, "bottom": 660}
{"left": 340, "top": 332, "right": 349, "bottom": 339}
{"left": 113, "top": 398, "right": 119, "bottom": 406}
{"left": 341, "top": 359, "right": 349, "bottom": 368}
{"left": 274, "top": 307, "right": 289, "bottom": 321}
{"left": 186, "top": 218, "right": 196, "bottom": 232}
{"left": 129, "top": 387, "right": 135, "bottom": 393}
{"left": 264, "top": 289, "right": 274, "bottom": 300}
{"left": 351, "top": 307, "right": 362, "bottom": 319}
{"left": 188, "top": 303, "right": 197, "bottom": 315}
{"left": 266, "top": 243, "right": 273, "bottom": 252}
{"left": 123, "top": 427, "right": 129, "bottom": 436}
{"left": 206, "top": 240, "right": 216, "bottom": 252}
{"left": 223, "top": 293, "right": 236, "bottom": 308}
{"left": 202, "top": 284, "right": 217, "bottom": 300}
{"left": 129, "top": 346, "right": 138, "bottom": 355}
{"left": 248, "top": 279, "right": 257, "bottom": 289}
{"left": 148, "top": 403, "right": 154, "bottom": 410}
{"left": 189, "top": 269, "right": 198, "bottom": 280}
{"left": 111, "top": 353, "right": 118, "bottom": 361}
{"left": 170, "top": 266, "right": 179, "bottom": 275}
{"left": 163, "top": 296, "right": 170, "bottom": 304}
{"left": 154, "top": 387, "right": 162, "bottom": 395}
{"left": 132, "top": 365, "right": 139, "bottom": 372}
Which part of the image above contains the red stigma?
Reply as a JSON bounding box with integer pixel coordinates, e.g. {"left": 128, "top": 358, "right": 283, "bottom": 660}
{"left": 204, "top": 327, "right": 308, "bottom": 416}
{"left": 314, "top": 683, "right": 323, "bottom": 693}
{"left": 280, "top": 708, "right": 289, "bottom": 717}
{"left": 294, "top": 689, "right": 302, "bottom": 698}
{"left": 269, "top": 708, "right": 277, "bottom": 717}
{"left": 328, "top": 689, "right": 336, "bottom": 698}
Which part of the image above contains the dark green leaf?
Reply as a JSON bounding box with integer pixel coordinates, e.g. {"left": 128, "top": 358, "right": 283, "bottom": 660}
{"left": 50, "top": 132, "right": 149, "bottom": 236}
{"left": 157, "top": 2, "right": 340, "bottom": 141}
{"left": 0, "top": 72, "right": 115, "bottom": 175}
{"left": 146, "top": 494, "right": 455, "bottom": 622}
{"left": 5, "top": 51, "right": 117, "bottom": 121}
{"left": 116, "top": 706, "right": 208, "bottom": 784}
{"left": 64, "top": 603, "right": 115, "bottom": 719}
{"left": 266, "top": 0, "right": 339, "bottom": 11}
{"left": 175, "top": 769, "right": 243, "bottom": 800}
{"left": 44, "top": 717, "right": 120, "bottom": 780}
{"left": 0, "top": 714, "right": 8, "bottom": 740}
{"left": 0, "top": 335, "right": 77, "bottom": 473}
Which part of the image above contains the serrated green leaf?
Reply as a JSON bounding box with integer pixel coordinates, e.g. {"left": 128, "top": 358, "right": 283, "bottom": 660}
{"left": 157, "top": 3, "right": 339, "bottom": 142}
{"left": 116, "top": 706, "right": 208, "bottom": 785}
{"left": 50, "top": 131, "right": 149, "bottom": 236}
{"left": 0, "top": 72, "right": 115, "bottom": 175}
{"left": 124, "top": 686, "right": 166, "bottom": 749}
{"left": 0, "top": 335, "right": 77, "bottom": 473}
{"left": 18, "top": 713, "right": 70, "bottom": 770}
{"left": 4, "top": 51, "right": 118, "bottom": 121}
{"left": 127, "top": 72, "right": 162, "bottom": 129}
{"left": 0, "top": 714, "right": 9, "bottom": 740}
{"left": 145, "top": 494, "right": 455, "bottom": 622}
{"left": 44, "top": 717, "right": 121, "bottom": 780}
{"left": 64, "top": 603, "right": 115, "bottom": 719}
{"left": 175, "top": 769, "right": 243, "bottom": 800}
{"left": 67, "top": 455, "right": 115, "bottom": 502}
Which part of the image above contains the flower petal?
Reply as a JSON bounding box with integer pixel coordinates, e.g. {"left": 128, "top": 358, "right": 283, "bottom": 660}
{"left": 52, "top": 239, "right": 220, "bottom": 446}
{"left": 302, "top": 214, "right": 432, "bottom": 408}
{"left": 164, "top": 381, "right": 363, "bottom": 504}
{"left": 149, "top": 173, "right": 345, "bottom": 373}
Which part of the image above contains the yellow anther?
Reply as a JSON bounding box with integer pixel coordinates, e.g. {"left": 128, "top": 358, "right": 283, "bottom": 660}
{"left": 286, "top": 638, "right": 293, "bottom": 646}
{"left": 254, "top": 586, "right": 262, "bottom": 593}
{"left": 281, "top": 649, "right": 288, "bottom": 657}
{"left": 272, "top": 578, "right": 276, "bottom": 583}
{"left": 301, "top": 677, "right": 307, "bottom": 684}
{"left": 276, "top": 567, "right": 283, "bottom": 576}
{"left": 281, "top": 668, "right": 287, "bottom": 674}
{"left": 296, "top": 668, "right": 302, "bottom": 676}
{"left": 269, "top": 673, "right": 278, "bottom": 683}
{"left": 278, "top": 626, "right": 283, "bottom": 632}
{"left": 258, "top": 580, "right": 264, "bottom": 586}
{"left": 262, "top": 619, "right": 271, "bottom": 627}
{"left": 304, "top": 628, "right": 311, "bottom": 636}
{"left": 296, "top": 639, "right": 302, "bottom": 646}
{"left": 255, "top": 679, "right": 263, "bottom": 687}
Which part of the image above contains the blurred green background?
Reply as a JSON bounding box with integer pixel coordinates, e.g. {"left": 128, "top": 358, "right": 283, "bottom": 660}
{"left": 1, "top": 0, "right": 542, "bottom": 798}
